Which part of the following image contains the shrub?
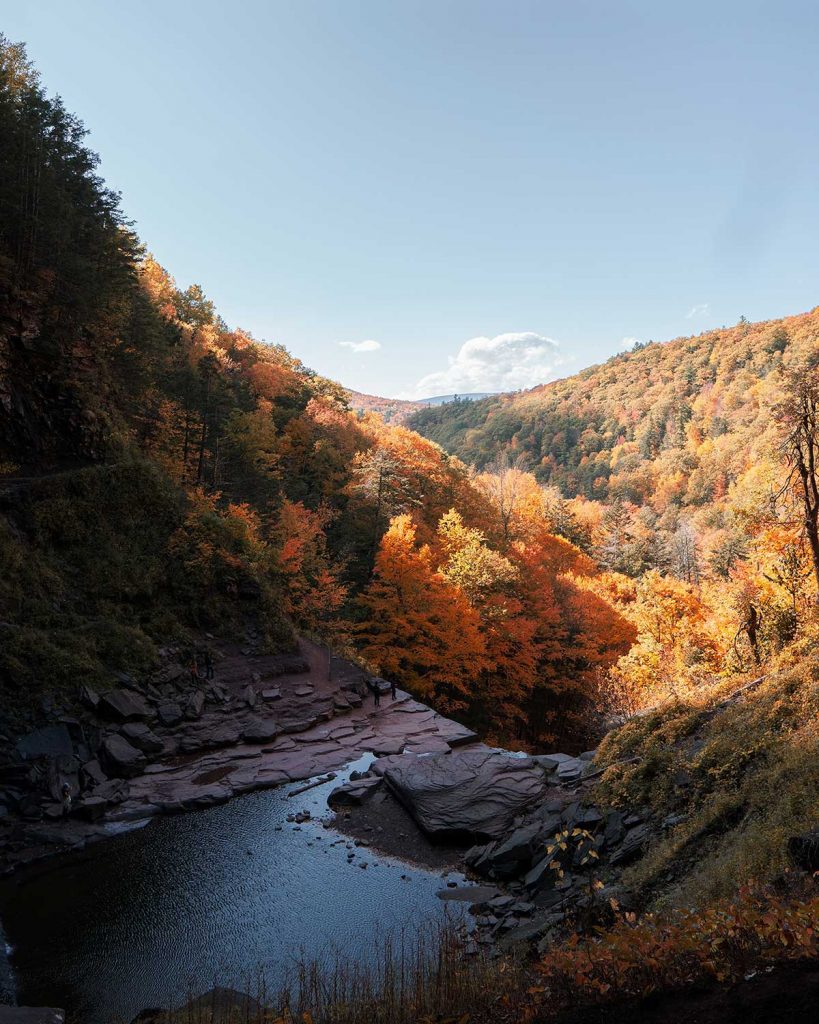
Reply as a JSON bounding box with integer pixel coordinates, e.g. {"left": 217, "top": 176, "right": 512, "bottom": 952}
{"left": 534, "top": 879, "right": 819, "bottom": 1009}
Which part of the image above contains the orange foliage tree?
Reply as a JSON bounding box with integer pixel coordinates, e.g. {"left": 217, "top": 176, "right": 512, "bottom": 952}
{"left": 357, "top": 504, "right": 634, "bottom": 746}
{"left": 271, "top": 500, "right": 348, "bottom": 639}
{"left": 509, "top": 533, "right": 636, "bottom": 744}
{"left": 356, "top": 515, "right": 487, "bottom": 713}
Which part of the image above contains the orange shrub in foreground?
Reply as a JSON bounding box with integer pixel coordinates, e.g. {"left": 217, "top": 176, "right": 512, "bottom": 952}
{"left": 535, "top": 880, "right": 819, "bottom": 1008}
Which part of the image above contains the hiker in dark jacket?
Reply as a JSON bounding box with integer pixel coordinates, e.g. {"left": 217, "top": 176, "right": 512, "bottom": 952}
{"left": 390, "top": 679, "right": 397, "bottom": 701}
{"left": 203, "top": 648, "right": 214, "bottom": 680}
{"left": 369, "top": 678, "right": 381, "bottom": 707}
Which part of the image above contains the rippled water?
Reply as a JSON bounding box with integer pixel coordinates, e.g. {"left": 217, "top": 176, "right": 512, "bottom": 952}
{"left": 0, "top": 755, "right": 472, "bottom": 1024}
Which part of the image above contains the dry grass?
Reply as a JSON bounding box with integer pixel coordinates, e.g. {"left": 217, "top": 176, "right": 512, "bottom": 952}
{"left": 595, "top": 657, "right": 819, "bottom": 906}
{"left": 534, "top": 878, "right": 819, "bottom": 1012}
{"left": 132, "top": 882, "right": 819, "bottom": 1024}
{"left": 140, "top": 919, "right": 526, "bottom": 1024}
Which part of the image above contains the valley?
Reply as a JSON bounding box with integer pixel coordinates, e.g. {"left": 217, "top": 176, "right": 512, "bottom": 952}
{"left": 0, "top": 26, "right": 816, "bottom": 1024}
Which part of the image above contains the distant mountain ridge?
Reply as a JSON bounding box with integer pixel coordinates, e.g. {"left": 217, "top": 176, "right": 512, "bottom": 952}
{"left": 345, "top": 390, "right": 428, "bottom": 425}
{"left": 421, "top": 392, "right": 499, "bottom": 405}
{"left": 345, "top": 389, "right": 499, "bottom": 424}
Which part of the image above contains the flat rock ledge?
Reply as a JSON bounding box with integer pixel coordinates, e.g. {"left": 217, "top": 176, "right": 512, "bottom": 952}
{"left": 0, "top": 639, "right": 483, "bottom": 872}
{"left": 112, "top": 694, "right": 479, "bottom": 823}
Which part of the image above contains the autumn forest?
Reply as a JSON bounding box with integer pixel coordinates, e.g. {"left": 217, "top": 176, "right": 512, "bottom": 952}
{"left": 1, "top": 27, "right": 818, "bottom": 1024}
{"left": 3, "top": 31, "right": 819, "bottom": 751}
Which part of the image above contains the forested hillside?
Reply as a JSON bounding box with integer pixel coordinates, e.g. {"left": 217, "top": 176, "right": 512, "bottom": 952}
{"left": 409, "top": 309, "right": 819, "bottom": 699}
{"left": 2, "top": 30, "right": 818, "bottom": 756}
{"left": 0, "top": 37, "right": 634, "bottom": 748}
{"left": 408, "top": 316, "right": 808, "bottom": 505}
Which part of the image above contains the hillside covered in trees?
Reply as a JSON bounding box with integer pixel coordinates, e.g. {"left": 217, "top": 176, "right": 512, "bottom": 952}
{"left": 0, "top": 36, "right": 635, "bottom": 750}
{"left": 1, "top": 31, "right": 818, "bottom": 1024}
{"left": 345, "top": 389, "right": 429, "bottom": 424}
{"left": 408, "top": 314, "right": 807, "bottom": 506}
{"left": 408, "top": 310, "right": 819, "bottom": 701}
{"left": 4, "top": 29, "right": 819, "bottom": 755}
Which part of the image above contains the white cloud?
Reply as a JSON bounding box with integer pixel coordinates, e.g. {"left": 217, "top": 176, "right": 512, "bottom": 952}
{"left": 405, "top": 331, "right": 565, "bottom": 399}
{"left": 619, "top": 336, "right": 642, "bottom": 351}
{"left": 339, "top": 339, "right": 381, "bottom": 353}
{"left": 685, "top": 303, "right": 710, "bottom": 319}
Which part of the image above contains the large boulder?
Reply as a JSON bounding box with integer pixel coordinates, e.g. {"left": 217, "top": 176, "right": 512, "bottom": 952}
{"left": 556, "top": 758, "right": 584, "bottom": 782}
{"left": 120, "top": 722, "right": 164, "bottom": 754}
{"left": 156, "top": 702, "right": 183, "bottom": 727}
{"left": 100, "top": 734, "right": 146, "bottom": 778}
{"left": 378, "top": 750, "right": 549, "bottom": 841}
{"left": 80, "top": 758, "right": 108, "bottom": 788}
{"left": 97, "top": 689, "right": 152, "bottom": 722}
{"left": 486, "top": 822, "right": 548, "bottom": 875}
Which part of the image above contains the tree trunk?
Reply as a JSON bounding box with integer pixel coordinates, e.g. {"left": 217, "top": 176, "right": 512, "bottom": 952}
{"left": 796, "top": 454, "right": 819, "bottom": 597}
{"left": 746, "top": 604, "right": 761, "bottom": 666}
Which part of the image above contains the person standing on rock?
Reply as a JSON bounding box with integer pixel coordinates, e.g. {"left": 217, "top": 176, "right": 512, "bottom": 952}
{"left": 203, "top": 648, "right": 214, "bottom": 680}
{"left": 189, "top": 655, "right": 201, "bottom": 686}
{"left": 60, "top": 781, "right": 72, "bottom": 817}
{"left": 390, "top": 679, "right": 397, "bottom": 701}
{"left": 370, "top": 679, "right": 381, "bottom": 708}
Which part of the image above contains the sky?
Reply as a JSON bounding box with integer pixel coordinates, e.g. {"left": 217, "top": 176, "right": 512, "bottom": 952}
{"left": 4, "top": 1, "right": 819, "bottom": 399}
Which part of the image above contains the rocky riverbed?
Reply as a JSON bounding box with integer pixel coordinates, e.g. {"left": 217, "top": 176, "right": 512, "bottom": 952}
{"left": 0, "top": 638, "right": 478, "bottom": 875}
{"left": 328, "top": 745, "right": 654, "bottom": 951}
{"left": 0, "top": 635, "right": 658, "bottom": 1020}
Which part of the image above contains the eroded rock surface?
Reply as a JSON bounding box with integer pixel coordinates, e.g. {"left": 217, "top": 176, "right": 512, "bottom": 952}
{"left": 375, "top": 749, "right": 549, "bottom": 840}
{"left": 0, "top": 638, "right": 495, "bottom": 873}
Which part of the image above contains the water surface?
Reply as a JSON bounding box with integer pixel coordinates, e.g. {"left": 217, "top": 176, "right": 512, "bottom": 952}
{"left": 1, "top": 756, "right": 471, "bottom": 1024}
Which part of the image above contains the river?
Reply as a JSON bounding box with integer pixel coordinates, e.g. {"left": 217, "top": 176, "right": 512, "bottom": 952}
{"left": 0, "top": 755, "right": 473, "bottom": 1024}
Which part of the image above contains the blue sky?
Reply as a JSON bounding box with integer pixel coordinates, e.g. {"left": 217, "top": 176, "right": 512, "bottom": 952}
{"left": 4, "top": 1, "right": 819, "bottom": 398}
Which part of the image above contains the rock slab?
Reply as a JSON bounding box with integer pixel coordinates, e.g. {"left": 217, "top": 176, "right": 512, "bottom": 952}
{"left": 97, "top": 689, "right": 152, "bottom": 722}
{"left": 100, "top": 734, "right": 147, "bottom": 778}
{"left": 379, "top": 749, "right": 548, "bottom": 840}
